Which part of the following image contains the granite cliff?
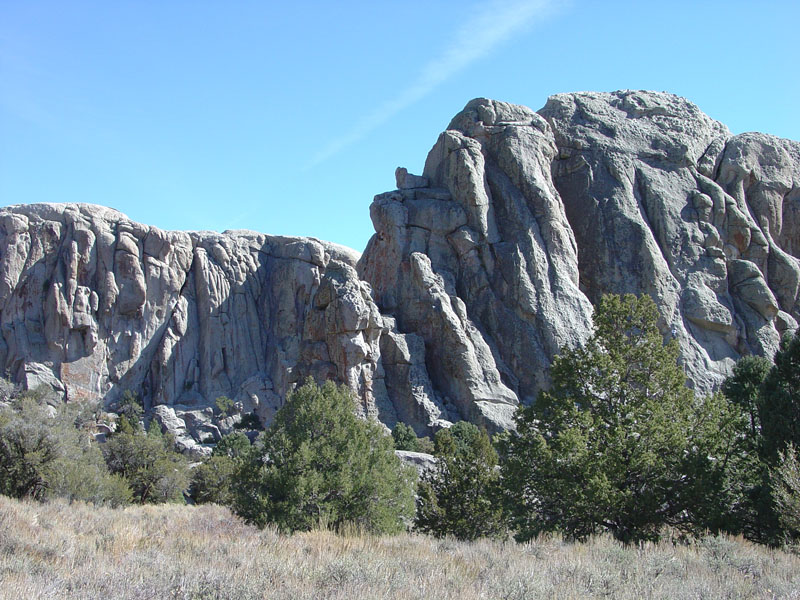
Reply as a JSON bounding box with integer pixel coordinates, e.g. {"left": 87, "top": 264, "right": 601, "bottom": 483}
{"left": 1, "top": 91, "right": 798, "bottom": 453}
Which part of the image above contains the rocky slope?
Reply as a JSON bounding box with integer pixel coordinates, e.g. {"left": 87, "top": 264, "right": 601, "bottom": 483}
{"left": 1, "top": 91, "right": 798, "bottom": 450}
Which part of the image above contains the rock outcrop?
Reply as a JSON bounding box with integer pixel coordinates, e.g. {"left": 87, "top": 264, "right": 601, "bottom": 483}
{"left": 1, "top": 91, "right": 798, "bottom": 447}
{"left": 539, "top": 91, "right": 800, "bottom": 390}
{"left": 0, "top": 204, "right": 416, "bottom": 454}
{"left": 358, "top": 99, "right": 595, "bottom": 429}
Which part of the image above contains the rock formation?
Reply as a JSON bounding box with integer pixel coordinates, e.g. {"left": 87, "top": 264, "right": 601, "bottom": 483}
{"left": 0, "top": 204, "right": 412, "bottom": 454}
{"left": 1, "top": 91, "right": 798, "bottom": 450}
{"left": 359, "top": 100, "right": 594, "bottom": 428}
{"left": 539, "top": 91, "right": 800, "bottom": 390}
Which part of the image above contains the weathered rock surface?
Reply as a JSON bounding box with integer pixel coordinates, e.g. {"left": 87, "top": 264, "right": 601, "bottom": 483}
{"left": 395, "top": 450, "right": 437, "bottom": 476}
{"left": 358, "top": 91, "right": 799, "bottom": 426}
{"left": 539, "top": 91, "right": 800, "bottom": 390}
{"left": 359, "top": 99, "right": 595, "bottom": 432}
{"left": 1, "top": 91, "right": 798, "bottom": 446}
{"left": 0, "top": 204, "right": 416, "bottom": 454}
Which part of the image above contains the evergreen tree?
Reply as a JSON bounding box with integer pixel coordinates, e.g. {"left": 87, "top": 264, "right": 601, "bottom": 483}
{"left": 233, "top": 379, "right": 416, "bottom": 534}
{"left": 392, "top": 422, "right": 420, "bottom": 451}
{"left": 0, "top": 398, "right": 59, "bottom": 500}
{"left": 415, "top": 421, "right": 506, "bottom": 540}
{"left": 190, "top": 432, "right": 251, "bottom": 506}
{"left": 760, "top": 331, "right": 800, "bottom": 462}
{"left": 771, "top": 443, "right": 800, "bottom": 539}
{"left": 718, "top": 355, "right": 777, "bottom": 542}
{"left": 719, "top": 330, "right": 800, "bottom": 543}
{"left": 103, "top": 420, "right": 189, "bottom": 504}
{"left": 721, "top": 355, "right": 771, "bottom": 440}
{"left": 500, "top": 294, "right": 739, "bottom": 543}
{"left": 0, "top": 394, "right": 131, "bottom": 506}
{"left": 114, "top": 390, "right": 144, "bottom": 434}
{"left": 190, "top": 454, "right": 238, "bottom": 506}
{"left": 392, "top": 422, "right": 434, "bottom": 453}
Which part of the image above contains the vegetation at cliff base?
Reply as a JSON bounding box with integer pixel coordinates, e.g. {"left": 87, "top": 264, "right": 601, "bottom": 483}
{"left": 2, "top": 293, "right": 800, "bottom": 554}
{"left": 415, "top": 421, "right": 506, "bottom": 540}
{"left": 0, "top": 387, "right": 186, "bottom": 508}
{"left": 391, "top": 421, "right": 434, "bottom": 453}
{"left": 232, "top": 379, "right": 416, "bottom": 534}
{"left": 499, "top": 294, "right": 757, "bottom": 544}
{"left": 0, "top": 393, "right": 131, "bottom": 506}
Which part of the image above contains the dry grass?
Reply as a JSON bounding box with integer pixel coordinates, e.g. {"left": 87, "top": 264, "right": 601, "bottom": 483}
{"left": 1, "top": 495, "right": 799, "bottom": 599}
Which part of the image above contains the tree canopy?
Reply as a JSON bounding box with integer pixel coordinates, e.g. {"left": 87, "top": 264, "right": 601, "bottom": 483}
{"left": 415, "top": 421, "right": 506, "bottom": 540}
{"left": 233, "top": 379, "right": 416, "bottom": 534}
{"left": 500, "top": 294, "right": 739, "bottom": 543}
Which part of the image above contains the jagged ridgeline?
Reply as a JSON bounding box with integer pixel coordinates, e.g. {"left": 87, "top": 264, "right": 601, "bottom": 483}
{"left": 1, "top": 91, "right": 798, "bottom": 454}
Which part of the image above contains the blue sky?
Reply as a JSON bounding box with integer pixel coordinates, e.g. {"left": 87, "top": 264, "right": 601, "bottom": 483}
{"left": 2, "top": 1, "right": 798, "bottom": 252}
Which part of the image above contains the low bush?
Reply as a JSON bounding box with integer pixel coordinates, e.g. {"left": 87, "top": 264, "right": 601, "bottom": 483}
{"left": 233, "top": 379, "right": 416, "bottom": 534}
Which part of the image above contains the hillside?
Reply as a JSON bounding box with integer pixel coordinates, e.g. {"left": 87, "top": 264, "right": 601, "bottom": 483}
{"left": 1, "top": 91, "right": 798, "bottom": 446}
{"left": 2, "top": 495, "right": 799, "bottom": 599}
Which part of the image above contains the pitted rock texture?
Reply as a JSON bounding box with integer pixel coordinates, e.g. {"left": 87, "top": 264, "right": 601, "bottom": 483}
{"left": 1, "top": 91, "right": 798, "bottom": 445}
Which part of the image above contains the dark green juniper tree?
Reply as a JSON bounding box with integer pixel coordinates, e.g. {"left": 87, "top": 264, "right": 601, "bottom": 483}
{"left": 415, "top": 421, "right": 506, "bottom": 540}
{"left": 772, "top": 443, "right": 800, "bottom": 536}
{"left": 392, "top": 422, "right": 434, "bottom": 453}
{"left": 233, "top": 379, "right": 416, "bottom": 534}
{"left": 760, "top": 332, "right": 800, "bottom": 462}
{"left": 718, "top": 355, "right": 776, "bottom": 542}
{"left": 190, "top": 432, "right": 251, "bottom": 506}
{"left": 763, "top": 332, "right": 800, "bottom": 541}
{"left": 500, "top": 294, "right": 740, "bottom": 543}
{"left": 721, "top": 330, "right": 800, "bottom": 543}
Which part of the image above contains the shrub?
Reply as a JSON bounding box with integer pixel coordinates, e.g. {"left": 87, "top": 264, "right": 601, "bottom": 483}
{"left": 721, "top": 355, "right": 772, "bottom": 440}
{"left": 212, "top": 431, "right": 251, "bottom": 458}
{"left": 718, "top": 356, "right": 778, "bottom": 542}
{"left": 190, "top": 455, "right": 238, "bottom": 506}
{"left": 392, "top": 422, "right": 434, "bottom": 453}
{"left": 720, "top": 330, "right": 800, "bottom": 544}
{"left": 415, "top": 421, "right": 506, "bottom": 540}
{"left": 0, "top": 395, "right": 131, "bottom": 506}
{"left": 43, "top": 404, "right": 132, "bottom": 507}
{"left": 233, "top": 379, "right": 416, "bottom": 534}
{"left": 234, "top": 413, "right": 264, "bottom": 431}
{"left": 215, "top": 395, "right": 235, "bottom": 417}
{"left": 0, "top": 398, "right": 60, "bottom": 500}
{"left": 190, "top": 433, "right": 251, "bottom": 506}
{"left": 760, "top": 331, "right": 800, "bottom": 462}
{"left": 392, "top": 422, "right": 418, "bottom": 451}
{"left": 114, "top": 390, "right": 144, "bottom": 434}
{"left": 771, "top": 444, "right": 800, "bottom": 539}
{"left": 103, "top": 421, "right": 189, "bottom": 504}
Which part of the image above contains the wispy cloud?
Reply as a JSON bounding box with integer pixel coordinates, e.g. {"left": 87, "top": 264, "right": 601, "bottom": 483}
{"left": 304, "top": 0, "right": 562, "bottom": 169}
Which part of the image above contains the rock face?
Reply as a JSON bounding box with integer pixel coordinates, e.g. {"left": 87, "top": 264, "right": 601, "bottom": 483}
{"left": 1, "top": 91, "right": 798, "bottom": 447}
{"left": 539, "top": 91, "right": 800, "bottom": 390}
{"left": 358, "top": 99, "right": 595, "bottom": 431}
{"left": 0, "top": 204, "right": 413, "bottom": 454}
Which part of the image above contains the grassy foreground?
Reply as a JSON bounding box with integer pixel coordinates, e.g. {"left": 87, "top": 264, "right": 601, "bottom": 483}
{"left": 1, "top": 496, "right": 799, "bottom": 599}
